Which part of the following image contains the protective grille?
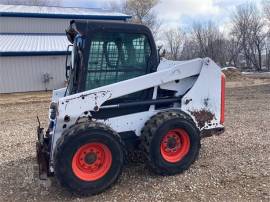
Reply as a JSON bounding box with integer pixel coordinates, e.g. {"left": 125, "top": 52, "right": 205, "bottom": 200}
{"left": 85, "top": 32, "right": 151, "bottom": 90}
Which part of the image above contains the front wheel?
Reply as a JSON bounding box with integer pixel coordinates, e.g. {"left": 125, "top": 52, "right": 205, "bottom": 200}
{"left": 141, "top": 111, "right": 201, "bottom": 175}
{"left": 54, "top": 122, "right": 124, "bottom": 195}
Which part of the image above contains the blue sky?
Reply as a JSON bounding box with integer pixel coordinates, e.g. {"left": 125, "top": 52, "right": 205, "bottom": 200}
{"left": 61, "top": 0, "right": 261, "bottom": 30}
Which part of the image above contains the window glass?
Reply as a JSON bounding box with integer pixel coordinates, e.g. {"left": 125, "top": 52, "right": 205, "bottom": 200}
{"left": 85, "top": 32, "right": 151, "bottom": 90}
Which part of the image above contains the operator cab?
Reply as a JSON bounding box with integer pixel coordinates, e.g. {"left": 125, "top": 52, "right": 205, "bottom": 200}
{"left": 65, "top": 20, "right": 161, "bottom": 118}
{"left": 66, "top": 20, "right": 159, "bottom": 96}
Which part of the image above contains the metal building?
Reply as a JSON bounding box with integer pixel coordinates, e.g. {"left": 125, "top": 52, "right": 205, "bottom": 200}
{"left": 0, "top": 4, "right": 130, "bottom": 93}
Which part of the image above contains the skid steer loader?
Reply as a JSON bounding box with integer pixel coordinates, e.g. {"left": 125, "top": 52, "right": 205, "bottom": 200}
{"left": 36, "top": 20, "right": 226, "bottom": 195}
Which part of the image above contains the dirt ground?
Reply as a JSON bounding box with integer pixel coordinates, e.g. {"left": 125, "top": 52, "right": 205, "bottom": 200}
{"left": 0, "top": 76, "right": 270, "bottom": 201}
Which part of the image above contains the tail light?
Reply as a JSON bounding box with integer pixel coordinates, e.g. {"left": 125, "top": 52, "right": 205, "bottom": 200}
{"left": 220, "top": 73, "right": 226, "bottom": 124}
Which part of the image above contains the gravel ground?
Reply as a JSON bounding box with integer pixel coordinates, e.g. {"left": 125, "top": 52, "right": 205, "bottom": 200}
{"left": 0, "top": 80, "right": 270, "bottom": 201}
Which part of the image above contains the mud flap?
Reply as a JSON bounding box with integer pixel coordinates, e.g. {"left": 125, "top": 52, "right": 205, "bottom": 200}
{"left": 36, "top": 126, "right": 50, "bottom": 180}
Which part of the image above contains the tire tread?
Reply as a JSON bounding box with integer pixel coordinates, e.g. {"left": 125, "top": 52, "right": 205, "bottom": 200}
{"left": 141, "top": 110, "right": 200, "bottom": 175}
{"left": 54, "top": 121, "right": 125, "bottom": 196}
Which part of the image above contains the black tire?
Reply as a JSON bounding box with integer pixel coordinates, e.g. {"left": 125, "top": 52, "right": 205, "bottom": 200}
{"left": 141, "top": 111, "right": 201, "bottom": 175}
{"left": 54, "top": 122, "right": 124, "bottom": 196}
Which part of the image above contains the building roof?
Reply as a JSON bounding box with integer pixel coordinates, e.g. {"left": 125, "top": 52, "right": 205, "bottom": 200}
{"left": 0, "top": 4, "right": 131, "bottom": 20}
{"left": 0, "top": 34, "right": 71, "bottom": 56}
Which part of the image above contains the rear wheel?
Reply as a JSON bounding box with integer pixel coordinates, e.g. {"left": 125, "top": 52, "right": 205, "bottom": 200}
{"left": 54, "top": 122, "right": 124, "bottom": 195}
{"left": 160, "top": 128, "right": 191, "bottom": 163}
{"left": 141, "top": 111, "right": 201, "bottom": 175}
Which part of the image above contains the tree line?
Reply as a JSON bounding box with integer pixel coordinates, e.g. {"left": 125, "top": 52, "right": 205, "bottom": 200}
{"left": 113, "top": 0, "right": 270, "bottom": 71}
{"left": 2, "top": 0, "right": 270, "bottom": 70}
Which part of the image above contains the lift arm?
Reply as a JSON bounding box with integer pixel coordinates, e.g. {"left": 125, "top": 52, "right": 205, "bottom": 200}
{"left": 57, "top": 58, "right": 203, "bottom": 120}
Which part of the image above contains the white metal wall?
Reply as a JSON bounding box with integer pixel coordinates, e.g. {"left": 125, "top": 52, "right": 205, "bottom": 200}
{"left": 0, "top": 56, "right": 66, "bottom": 93}
{"left": 0, "top": 17, "right": 123, "bottom": 34}
{"left": 0, "top": 17, "right": 70, "bottom": 33}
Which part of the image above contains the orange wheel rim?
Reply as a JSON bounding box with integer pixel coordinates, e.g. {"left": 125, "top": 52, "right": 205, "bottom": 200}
{"left": 160, "top": 129, "right": 190, "bottom": 163}
{"left": 72, "top": 142, "right": 112, "bottom": 181}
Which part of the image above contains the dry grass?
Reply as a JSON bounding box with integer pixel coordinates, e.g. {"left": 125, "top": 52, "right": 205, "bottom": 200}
{"left": 222, "top": 67, "right": 243, "bottom": 81}
{"left": 0, "top": 79, "right": 269, "bottom": 201}
{"left": 222, "top": 69, "right": 270, "bottom": 88}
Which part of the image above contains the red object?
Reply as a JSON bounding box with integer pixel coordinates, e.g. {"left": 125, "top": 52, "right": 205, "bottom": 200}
{"left": 160, "top": 129, "right": 190, "bottom": 163}
{"left": 220, "top": 73, "right": 226, "bottom": 124}
{"left": 72, "top": 142, "right": 112, "bottom": 181}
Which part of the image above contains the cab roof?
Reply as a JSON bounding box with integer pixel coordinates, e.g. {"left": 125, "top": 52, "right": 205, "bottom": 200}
{"left": 66, "top": 20, "right": 153, "bottom": 44}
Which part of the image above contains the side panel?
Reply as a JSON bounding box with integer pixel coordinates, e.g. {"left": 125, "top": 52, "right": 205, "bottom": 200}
{"left": 0, "top": 17, "right": 70, "bottom": 34}
{"left": 98, "top": 111, "right": 158, "bottom": 135}
{"left": 181, "top": 58, "right": 223, "bottom": 130}
{"left": 0, "top": 17, "right": 127, "bottom": 34}
{"left": 0, "top": 56, "right": 66, "bottom": 93}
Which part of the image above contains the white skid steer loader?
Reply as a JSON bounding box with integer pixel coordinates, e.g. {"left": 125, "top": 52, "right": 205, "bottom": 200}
{"left": 36, "top": 20, "right": 226, "bottom": 195}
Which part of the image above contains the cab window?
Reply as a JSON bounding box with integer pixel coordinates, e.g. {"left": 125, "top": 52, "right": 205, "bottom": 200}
{"left": 85, "top": 32, "right": 151, "bottom": 90}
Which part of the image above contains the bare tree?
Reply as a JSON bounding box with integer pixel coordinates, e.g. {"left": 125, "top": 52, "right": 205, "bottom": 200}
{"left": 110, "top": 0, "right": 160, "bottom": 36}
{"left": 226, "top": 38, "right": 241, "bottom": 67}
{"left": 0, "top": 0, "right": 61, "bottom": 6}
{"left": 231, "top": 3, "right": 267, "bottom": 70}
{"left": 182, "top": 21, "right": 228, "bottom": 66}
{"left": 263, "top": 1, "right": 270, "bottom": 70}
{"left": 264, "top": 0, "right": 270, "bottom": 23}
{"left": 180, "top": 38, "right": 199, "bottom": 60}
{"left": 163, "top": 28, "right": 185, "bottom": 60}
{"left": 265, "top": 40, "right": 270, "bottom": 70}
